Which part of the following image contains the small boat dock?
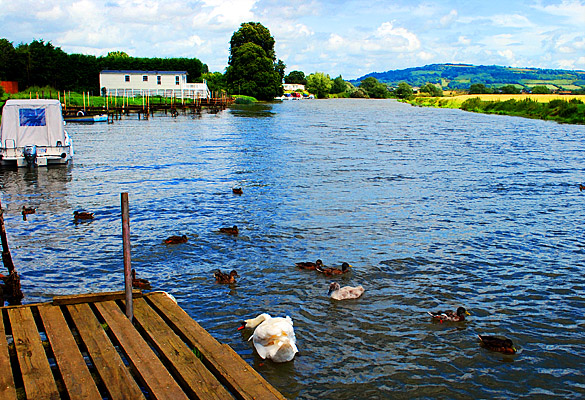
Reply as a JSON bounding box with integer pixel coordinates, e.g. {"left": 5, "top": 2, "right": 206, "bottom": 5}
{"left": 1, "top": 290, "right": 285, "bottom": 400}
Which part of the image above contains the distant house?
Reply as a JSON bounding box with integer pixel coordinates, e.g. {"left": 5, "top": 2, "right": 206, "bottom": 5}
{"left": 99, "top": 70, "right": 210, "bottom": 99}
{"left": 283, "top": 83, "right": 305, "bottom": 92}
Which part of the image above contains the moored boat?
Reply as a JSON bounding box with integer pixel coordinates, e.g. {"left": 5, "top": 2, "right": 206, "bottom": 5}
{"left": 0, "top": 99, "right": 74, "bottom": 167}
{"left": 63, "top": 112, "right": 108, "bottom": 123}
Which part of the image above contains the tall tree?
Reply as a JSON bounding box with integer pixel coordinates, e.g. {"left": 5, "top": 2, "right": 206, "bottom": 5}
{"left": 359, "top": 77, "right": 388, "bottom": 98}
{"left": 0, "top": 38, "right": 18, "bottom": 81}
{"left": 285, "top": 70, "right": 307, "bottom": 85}
{"left": 395, "top": 82, "right": 413, "bottom": 99}
{"left": 306, "top": 72, "right": 332, "bottom": 98}
{"left": 419, "top": 82, "right": 443, "bottom": 97}
{"left": 226, "top": 22, "right": 283, "bottom": 100}
{"left": 331, "top": 75, "right": 347, "bottom": 94}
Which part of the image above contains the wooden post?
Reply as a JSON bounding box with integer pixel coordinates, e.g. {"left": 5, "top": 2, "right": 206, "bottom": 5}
{"left": 121, "top": 193, "right": 133, "bottom": 321}
{"left": 0, "top": 200, "right": 23, "bottom": 305}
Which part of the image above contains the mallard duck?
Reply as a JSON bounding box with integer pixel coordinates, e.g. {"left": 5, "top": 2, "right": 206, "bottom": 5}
{"left": 295, "top": 259, "right": 324, "bottom": 270}
{"left": 327, "top": 282, "right": 365, "bottom": 300}
{"left": 131, "top": 269, "right": 151, "bottom": 290}
{"left": 214, "top": 269, "right": 238, "bottom": 284}
{"left": 427, "top": 306, "right": 470, "bottom": 323}
{"left": 478, "top": 335, "right": 517, "bottom": 354}
{"left": 22, "top": 206, "right": 36, "bottom": 221}
{"left": 219, "top": 225, "right": 239, "bottom": 235}
{"left": 164, "top": 235, "right": 188, "bottom": 244}
{"left": 232, "top": 187, "right": 243, "bottom": 195}
{"left": 73, "top": 211, "right": 94, "bottom": 220}
{"left": 317, "top": 262, "right": 352, "bottom": 275}
{"left": 237, "top": 313, "right": 298, "bottom": 363}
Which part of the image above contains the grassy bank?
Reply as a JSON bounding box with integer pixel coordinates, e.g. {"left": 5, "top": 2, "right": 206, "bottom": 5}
{"left": 408, "top": 94, "right": 585, "bottom": 124}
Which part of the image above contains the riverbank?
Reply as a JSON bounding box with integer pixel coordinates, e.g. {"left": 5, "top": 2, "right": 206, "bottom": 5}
{"left": 406, "top": 94, "right": 585, "bottom": 124}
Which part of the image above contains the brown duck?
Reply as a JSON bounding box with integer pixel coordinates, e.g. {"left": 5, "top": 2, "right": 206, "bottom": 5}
{"left": 131, "top": 269, "right": 152, "bottom": 290}
{"left": 73, "top": 211, "right": 94, "bottom": 220}
{"left": 232, "top": 187, "right": 243, "bottom": 195}
{"left": 214, "top": 269, "right": 239, "bottom": 284}
{"left": 164, "top": 235, "right": 188, "bottom": 244}
{"left": 22, "top": 206, "right": 36, "bottom": 221}
{"left": 295, "top": 259, "right": 324, "bottom": 270}
{"left": 219, "top": 225, "right": 239, "bottom": 235}
{"left": 317, "top": 262, "right": 352, "bottom": 276}
{"left": 427, "top": 307, "right": 470, "bottom": 323}
{"left": 478, "top": 335, "right": 517, "bottom": 354}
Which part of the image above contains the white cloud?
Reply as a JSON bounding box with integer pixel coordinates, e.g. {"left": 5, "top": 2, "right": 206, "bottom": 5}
{"left": 533, "top": 0, "right": 585, "bottom": 25}
{"left": 440, "top": 9, "right": 458, "bottom": 26}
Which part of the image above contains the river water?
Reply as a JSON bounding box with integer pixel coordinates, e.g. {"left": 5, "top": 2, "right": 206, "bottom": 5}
{"left": 1, "top": 99, "right": 584, "bottom": 399}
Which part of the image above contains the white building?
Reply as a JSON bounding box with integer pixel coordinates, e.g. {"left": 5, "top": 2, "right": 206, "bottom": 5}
{"left": 283, "top": 83, "right": 305, "bottom": 92}
{"left": 99, "top": 70, "right": 211, "bottom": 99}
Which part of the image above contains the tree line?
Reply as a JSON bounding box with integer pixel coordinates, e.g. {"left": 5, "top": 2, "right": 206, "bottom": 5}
{"left": 0, "top": 38, "right": 208, "bottom": 93}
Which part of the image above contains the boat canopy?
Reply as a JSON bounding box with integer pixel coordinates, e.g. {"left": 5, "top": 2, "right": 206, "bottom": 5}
{"left": 1, "top": 99, "right": 66, "bottom": 148}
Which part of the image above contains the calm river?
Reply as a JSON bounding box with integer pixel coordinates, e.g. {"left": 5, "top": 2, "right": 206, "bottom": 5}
{"left": 1, "top": 99, "right": 584, "bottom": 399}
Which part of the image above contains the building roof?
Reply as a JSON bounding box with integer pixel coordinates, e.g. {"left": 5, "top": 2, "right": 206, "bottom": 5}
{"left": 100, "top": 70, "right": 188, "bottom": 75}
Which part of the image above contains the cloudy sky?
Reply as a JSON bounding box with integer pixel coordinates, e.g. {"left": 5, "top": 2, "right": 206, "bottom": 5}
{"left": 1, "top": 0, "right": 584, "bottom": 79}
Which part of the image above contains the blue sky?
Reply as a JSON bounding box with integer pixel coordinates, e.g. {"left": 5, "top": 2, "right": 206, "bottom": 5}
{"left": 0, "top": 0, "right": 583, "bottom": 79}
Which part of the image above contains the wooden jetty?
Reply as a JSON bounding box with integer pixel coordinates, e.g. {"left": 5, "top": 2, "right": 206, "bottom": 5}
{"left": 0, "top": 290, "right": 285, "bottom": 400}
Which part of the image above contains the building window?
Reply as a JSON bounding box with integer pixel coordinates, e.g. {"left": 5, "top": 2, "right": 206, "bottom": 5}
{"left": 157, "top": 76, "right": 162, "bottom": 85}
{"left": 176, "top": 76, "right": 180, "bottom": 85}
{"left": 125, "top": 75, "right": 130, "bottom": 82}
{"left": 143, "top": 75, "right": 148, "bottom": 82}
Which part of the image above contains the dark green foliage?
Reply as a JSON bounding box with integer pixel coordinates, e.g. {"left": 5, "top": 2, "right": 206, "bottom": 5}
{"left": 469, "top": 83, "right": 493, "bottom": 94}
{"left": 460, "top": 97, "right": 584, "bottom": 124}
{"left": 395, "top": 82, "right": 413, "bottom": 99}
{"left": 331, "top": 75, "right": 346, "bottom": 94}
{"left": 201, "top": 72, "right": 227, "bottom": 93}
{"left": 359, "top": 77, "right": 389, "bottom": 98}
{"left": 226, "top": 22, "right": 283, "bottom": 101}
{"left": 284, "top": 70, "right": 307, "bottom": 85}
{"left": 531, "top": 85, "right": 551, "bottom": 94}
{"left": 419, "top": 82, "right": 443, "bottom": 97}
{"left": 499, "top": 85, "right": 521, "bottom": 94}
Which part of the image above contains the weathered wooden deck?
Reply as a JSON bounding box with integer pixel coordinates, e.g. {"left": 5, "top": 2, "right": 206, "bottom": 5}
{"left": 0, "top": 291, "right": 285, "bottom": 400}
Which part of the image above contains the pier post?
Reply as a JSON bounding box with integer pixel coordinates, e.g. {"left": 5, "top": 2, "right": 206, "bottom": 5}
{"left": 121, "top": 193, "right": 133, "bottom": 321}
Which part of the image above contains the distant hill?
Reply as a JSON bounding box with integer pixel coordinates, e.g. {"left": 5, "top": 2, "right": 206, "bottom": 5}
{"left": 351, "top": 64, "right": 585, "bottom": 91}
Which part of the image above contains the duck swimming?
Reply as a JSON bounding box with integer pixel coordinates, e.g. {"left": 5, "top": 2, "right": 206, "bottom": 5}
{"left": 22, "top": 206, "right": 36, "bottom": 221}
{"left": 478, "top": 335, "right": 517, "bottom": 354}
{"left": 131, "top": 269, "right": 152, "bottom": 290}
{"left": 237, "top": 313, "right": 298, "bottom": 363}
{"left": 214, "top": 269, "right": 238, "bottom": 284}
{"left": 164, "top": 235, "right": 188, "bottom": 244}
{"left": 317, "top": 262, "right": 351, "bottom": 276}
{"left": 219, "top": 225, "right": 239, "bottom": 236}
{"left": 427, "top": 307, "right": 470, "bottom": 323}
{"left": 232, "top": 187, "right": 243, "bottom": 195}
{"left": 327, "top": 282, "right": 365, "bottom": 300}
{"left": 73, "top": 211, "right": 94, "bottom": 220}
{"left": 295, "top": 259, "right": 324, "bottom": 270}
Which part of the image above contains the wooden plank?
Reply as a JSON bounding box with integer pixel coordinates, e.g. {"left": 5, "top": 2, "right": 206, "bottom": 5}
{"left": 7, "top": 307, "right": 60, "bottom": 400}
{"left": 68, "top": 303, "right": 145, "bottom": 400}
{"left": 133, "top": 297, "right": 234, "bottom": 400}
{"left": 145, "top": 292, "right": 286, "bottom": 400}
{"left": 0, "top": 310, "right": 17, "bottom": 400}
{"left": 53, "top": 290, "right": 143, "bottom": 306}
{"left": 94, "top": 300, "right": 189, "bottom": 400}
{"left": 37, "top": 305, "right": 102, "bottom": 400}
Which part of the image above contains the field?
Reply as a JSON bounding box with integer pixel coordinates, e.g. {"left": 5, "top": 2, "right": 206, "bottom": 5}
{"left": 417, "top": 94, "right": 585, "bottom": 108}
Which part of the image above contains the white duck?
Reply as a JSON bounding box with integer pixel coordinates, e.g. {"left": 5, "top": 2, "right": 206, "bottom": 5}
{"left": 327, "top": 282, "right": 365, "bottom": 300}
{"left": 237, "top": 313, "right": 298, "bottom": 363}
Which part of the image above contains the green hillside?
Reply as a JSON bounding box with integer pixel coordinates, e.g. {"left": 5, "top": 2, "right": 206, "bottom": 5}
{"left": 351, "top": 64, "right": 585, "bottom": 91}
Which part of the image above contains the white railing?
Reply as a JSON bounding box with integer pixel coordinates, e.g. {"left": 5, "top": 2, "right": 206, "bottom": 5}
{"left": 105, "top": 87, "right": 211, "bottom": 99}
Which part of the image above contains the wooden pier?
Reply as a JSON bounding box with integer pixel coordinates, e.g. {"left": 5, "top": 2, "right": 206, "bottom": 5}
{"left": 0, "top": 290, "right": 285, "bottom": 400}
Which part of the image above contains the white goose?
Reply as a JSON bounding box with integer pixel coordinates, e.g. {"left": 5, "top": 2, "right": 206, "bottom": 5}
{"left": 238, "top": 313, "right": 298, "bottom": 363}
{"left": 327, "top": 282, "right": 365, "bottom": 300}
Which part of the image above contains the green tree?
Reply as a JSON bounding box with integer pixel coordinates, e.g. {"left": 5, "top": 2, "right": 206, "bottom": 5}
{"left": 107, "top": 51, "right": 130, "bottom": 58}
{"left": 0, "top": 38, "right": 18, "bottom": 81}
{"left": 420, "top": 82, "right": 443, "bottom": 97}
{"left": 201, "top": 72, "right": 227, "bottom": 93}
{"left": 531, "top": 85, "right": 550, "bottom": 94}
{"left": 306, "top": 72, "right": 332, "bottom": 98}
{"left": 500, "top": 84, "right": 521, "bottom": 94}
{"left": 284, "top": 70, "right": 307, "bottom": 85}
{"left": 359, "top": 77, "right": 389, "bottom": 98}
{"left": 395, "top": 82, "right": 413, "bottom": 99}
{"left": 331, "top": 75, "right": 347, "bottom": 94}
{"left": 469, "top": 83, "right": 493, "bottom": 94}
{"left": 226, "top": 22, "right": 283, "bottom": 100}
